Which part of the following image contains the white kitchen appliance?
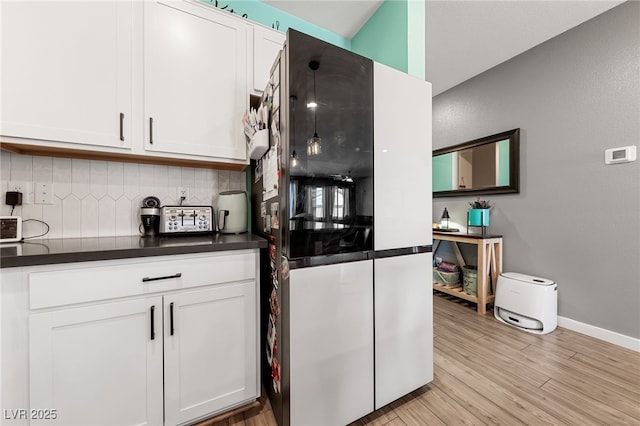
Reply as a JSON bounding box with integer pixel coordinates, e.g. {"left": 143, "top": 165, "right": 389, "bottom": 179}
{"left": 217, "top": 191, "right": 247, "bottom": 234}
{"left": 494, "top": 272, "right": 557, "bottom": 334}
{"left": 0, "top": 216, "right": 22, "bottom": 243}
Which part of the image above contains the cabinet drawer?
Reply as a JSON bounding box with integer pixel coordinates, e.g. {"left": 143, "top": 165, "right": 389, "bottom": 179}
{"left": 29, "top": 251, "right": 257, "bottom": 309}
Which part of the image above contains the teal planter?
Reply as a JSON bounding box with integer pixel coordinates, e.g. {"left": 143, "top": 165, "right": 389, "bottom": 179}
{"left": 468, "top": 209, "right": 490, "bottom": 226}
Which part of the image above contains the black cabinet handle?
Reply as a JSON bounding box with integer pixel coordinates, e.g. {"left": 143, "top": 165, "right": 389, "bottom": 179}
{"left": 150, "top": 305, "right": 156, "bottom": 341}
{"left": 149, "top": 117, "right": 154, "bottom": 144}
{"left": 170, "top": 302, "right": 175, "bottom": 336}
{"left": 119, "top": 112, "right": 124, "bottom": 141}
{"left": 142, "top": 273, "right": 182, "bottom": 282}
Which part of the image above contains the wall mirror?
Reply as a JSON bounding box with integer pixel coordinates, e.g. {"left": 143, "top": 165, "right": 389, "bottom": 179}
{"left": 433, "top": 128, "right": 520, "bottom": 198}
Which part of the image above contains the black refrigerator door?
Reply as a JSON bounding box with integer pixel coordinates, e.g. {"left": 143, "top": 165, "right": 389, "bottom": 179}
{"left": 286, "top": 30, "right": 374, "bottom": 260}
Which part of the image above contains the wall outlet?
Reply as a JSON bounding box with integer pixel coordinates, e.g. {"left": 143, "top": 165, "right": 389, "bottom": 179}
{"left": 8, "top": 181, "right": 30, "bottom": 203}
{"left": 8, "top": 181, "right": 27, "bottom": 193}
{"left": 34, "top": 182, "right": 54, "bottom": 204}
{"left": 178, "top": 187, "right": 189, "bottom": 202}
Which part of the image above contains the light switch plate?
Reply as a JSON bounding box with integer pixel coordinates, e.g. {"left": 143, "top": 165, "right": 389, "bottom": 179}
{"left": 34, "top": 182, "right": 54, "bottom": 204}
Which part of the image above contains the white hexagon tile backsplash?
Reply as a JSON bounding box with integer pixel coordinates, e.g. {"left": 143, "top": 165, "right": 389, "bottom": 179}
{"left": 0, "top": 151, "right": 246, "bottom": 239}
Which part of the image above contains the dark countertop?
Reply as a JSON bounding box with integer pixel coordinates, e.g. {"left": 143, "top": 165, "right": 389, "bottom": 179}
{"left": 0, "top": 234, "right": 268, "bottom": 268}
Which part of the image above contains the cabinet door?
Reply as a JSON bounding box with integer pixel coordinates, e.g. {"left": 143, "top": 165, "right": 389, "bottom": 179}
{"left": 144, "top": 1, "right": 248, "bottom": 160}
{"left": 289, "top": 260, "right": 374, "bottom": 426}
{"left": 374, "top": 253, "right": 433, "bottom": 409}
{"left": 164, "top": 282, "right": 258, "bottom": 425}
{"left": 252, "top": 26, "right": 285, "bottom": 93}
{"left": 373, "top": 62, "right": 432, "bottom": 250}
{"left": 29, "top": 297, "right": 164, "bottom": 426}
{"left": 0, "top": 1, "right": 132, "bottom": 149}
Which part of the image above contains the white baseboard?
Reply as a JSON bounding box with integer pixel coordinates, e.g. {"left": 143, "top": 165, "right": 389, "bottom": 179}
{"left": 558, "top": 316, "right": 640, "bottom": 352}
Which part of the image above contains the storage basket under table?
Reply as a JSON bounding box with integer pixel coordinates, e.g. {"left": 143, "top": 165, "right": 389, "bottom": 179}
{"left": 433, "top": 268, "right": 461, "bottom": 287}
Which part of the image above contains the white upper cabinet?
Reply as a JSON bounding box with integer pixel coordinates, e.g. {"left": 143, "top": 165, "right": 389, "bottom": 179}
{"left": 1, "top": 0, "right": 255, "bottom": 166}
{"left": 251, "top": 26, "right": 285, "bottom": 93}
{"left": 0, "top": 1, "right": 133, "bottom": 149}
{"left": 144, "top": 0, "right": 248, "bottom": 161}
{"left": 373, "top": 62, "right": 432, "bottom": 250}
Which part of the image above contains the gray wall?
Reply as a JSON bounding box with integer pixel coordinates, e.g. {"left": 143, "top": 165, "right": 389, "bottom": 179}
{"left": 432, "top": 2, "right": 640, "bottom": 338}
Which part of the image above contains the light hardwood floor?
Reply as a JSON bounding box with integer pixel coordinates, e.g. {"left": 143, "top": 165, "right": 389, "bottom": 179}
{"left": 207, "top": 292, "right": 640, "bottom": 425}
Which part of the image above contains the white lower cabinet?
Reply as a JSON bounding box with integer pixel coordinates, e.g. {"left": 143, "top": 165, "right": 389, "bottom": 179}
{"left": 164, "top": 283, "right": 257, "bottom": 425}
{"left": 29, "top": 297, "right": 165, "bottom": 426}
{"left": 289, "top": 260, "right": 374, "bottom": 426}
{"left": 2, "top": 251, "right": 259, "bottom": 426}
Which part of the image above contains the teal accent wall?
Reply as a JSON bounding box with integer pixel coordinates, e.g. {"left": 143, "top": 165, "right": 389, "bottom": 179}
{"left": 201, "top": 0, "right": 351, "bottom": 49}
{"left": 433, "top": 153, "right": 453, "bottom": 192}
{"left": 497, "top": 139, "right": 510, "bottom": 186}
{"left": 351, "top": 0, "right": 408, "bottom": 72}
{"left": 202, "top": 1, "right": 426, "bottom": 73}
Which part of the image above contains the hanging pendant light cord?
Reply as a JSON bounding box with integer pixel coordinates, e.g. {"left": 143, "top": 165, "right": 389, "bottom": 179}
{"left": 309, "top": 60, "right": 320, "bottom": 137}
{"left": 307, "top": 60, "right": 321, "bottom": 156}
{"left": 313, "top": 69, "right": 318, "bottom": 135}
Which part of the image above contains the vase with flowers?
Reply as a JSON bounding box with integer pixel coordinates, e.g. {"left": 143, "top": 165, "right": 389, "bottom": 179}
{"left": 468, "top": 198, "right": 492, "bottom": 227}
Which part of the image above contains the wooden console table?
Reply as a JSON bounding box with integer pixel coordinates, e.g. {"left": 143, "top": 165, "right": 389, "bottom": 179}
{"left": 432, "top": 231, "right": 503, "bottom": 315}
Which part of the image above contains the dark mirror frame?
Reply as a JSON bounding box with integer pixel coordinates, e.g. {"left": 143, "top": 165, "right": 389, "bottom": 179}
{"left": 433, "top": 128, "right": 520, "bottom": 198}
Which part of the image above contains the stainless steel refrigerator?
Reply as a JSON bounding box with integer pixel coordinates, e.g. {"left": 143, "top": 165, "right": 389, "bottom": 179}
{"left": 252, "top": 29, "right": 433, "bottom": 426}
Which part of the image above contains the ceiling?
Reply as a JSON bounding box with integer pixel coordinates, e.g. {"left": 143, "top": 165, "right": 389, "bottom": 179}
{"left": 261, "top": 0, "right": 384, "bottom": 39}
{"left": 260, "top": 0, "right": 624, "bottom": 96}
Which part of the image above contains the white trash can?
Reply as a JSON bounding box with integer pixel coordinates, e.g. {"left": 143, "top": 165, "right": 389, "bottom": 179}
{"left": 494, "top": 272, "right": 557, "bottom": 334}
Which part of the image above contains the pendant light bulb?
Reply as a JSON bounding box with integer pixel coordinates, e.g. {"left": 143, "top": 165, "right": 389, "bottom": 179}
{"left": 307, "top": 133, "right": 321, "bottom": 156}
{"left": 291, "top": 149, "right": 299, "bottom": 167}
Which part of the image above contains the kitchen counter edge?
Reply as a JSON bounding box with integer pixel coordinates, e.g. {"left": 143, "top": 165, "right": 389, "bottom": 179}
{"left": 0, "top": 234, "right": 268, "bottom": 269}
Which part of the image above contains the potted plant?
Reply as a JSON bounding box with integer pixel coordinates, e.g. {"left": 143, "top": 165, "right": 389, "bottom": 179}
{"left": 468, "top": 198, "right": 492, "bottom": 227}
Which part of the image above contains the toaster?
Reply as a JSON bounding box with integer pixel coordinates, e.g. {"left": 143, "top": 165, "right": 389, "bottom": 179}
{"left": 159, "top": 206, "right": 214, "bottom": 235}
